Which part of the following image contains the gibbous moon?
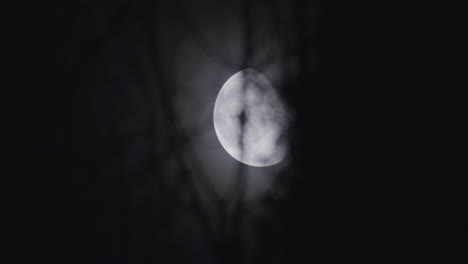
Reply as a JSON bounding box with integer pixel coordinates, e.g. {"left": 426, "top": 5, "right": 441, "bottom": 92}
{"left": 213, "top": 69, "right": 288, "bottom": 167}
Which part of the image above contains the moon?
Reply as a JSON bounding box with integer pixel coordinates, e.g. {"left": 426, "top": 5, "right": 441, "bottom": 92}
{"left": 213, "top": 69, "right": 288, "bottom": 167}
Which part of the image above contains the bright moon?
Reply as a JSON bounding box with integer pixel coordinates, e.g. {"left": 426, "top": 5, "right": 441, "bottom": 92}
{"left": 213, "top": 69, "right": 288, "bottom": 167}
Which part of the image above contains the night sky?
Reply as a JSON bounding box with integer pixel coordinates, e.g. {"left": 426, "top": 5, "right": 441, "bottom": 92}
{"left": 5, "top": 1, "right": 465, "bottom": 263}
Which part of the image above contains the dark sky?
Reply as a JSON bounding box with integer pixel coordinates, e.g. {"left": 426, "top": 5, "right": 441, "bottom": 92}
{"left": 5, "top": 1, "right": 465, "bottom": 263}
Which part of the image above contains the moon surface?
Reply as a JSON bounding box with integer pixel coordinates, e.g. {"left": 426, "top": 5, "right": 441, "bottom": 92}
{"left": 213, "top": 69, "right": 288, "bottom": 167}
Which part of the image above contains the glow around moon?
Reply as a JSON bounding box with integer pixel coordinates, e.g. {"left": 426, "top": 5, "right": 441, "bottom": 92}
{"left": 213, "top": 69, "right": 288, "bottom": 167}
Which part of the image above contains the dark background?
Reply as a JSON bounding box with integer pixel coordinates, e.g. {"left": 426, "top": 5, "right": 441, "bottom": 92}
{"left": 5, "top": 1, "right": 466, "bottom": 263}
